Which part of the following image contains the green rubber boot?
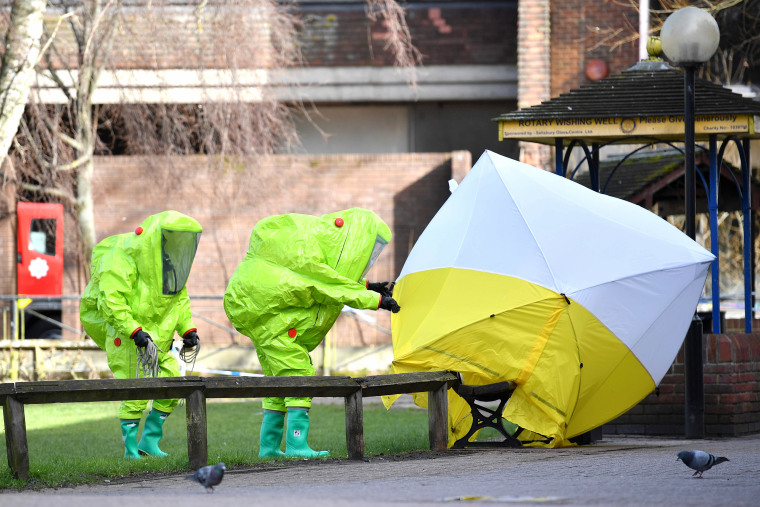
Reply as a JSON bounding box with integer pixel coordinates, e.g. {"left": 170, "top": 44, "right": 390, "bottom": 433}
{"left": 137, "top": 409, "right": 169, "bottom": 457}
{"left": 259, "top": 410, "right": 287, "bottom": 458}
{"left": 285, "top": 409, "right": 330, "bottom": 459}
{"left": 120, "top": 419, "right": 141, "bottom": 459}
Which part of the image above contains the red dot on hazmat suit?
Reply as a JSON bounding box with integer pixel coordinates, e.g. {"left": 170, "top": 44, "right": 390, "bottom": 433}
{"left": 135, "top": 226, "right": 143, "bottom": 235}
{"left": 334, "top": 218, "right": 344, "bottom": 227}
{"left": 288, "top": 328, "right": 297, "bottom": 338}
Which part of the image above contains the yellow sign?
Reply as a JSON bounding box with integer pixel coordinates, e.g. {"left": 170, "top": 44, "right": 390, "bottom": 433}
{"left": 499, "top": 114, "right": 754, "bottom": 140}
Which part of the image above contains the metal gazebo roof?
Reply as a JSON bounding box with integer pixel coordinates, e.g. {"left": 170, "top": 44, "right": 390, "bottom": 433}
{"left": 494, "top": 60, "right": 760, "bottom": 146}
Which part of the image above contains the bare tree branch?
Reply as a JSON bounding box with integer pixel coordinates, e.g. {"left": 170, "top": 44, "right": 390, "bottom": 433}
{"left": 365, "top": 0, "right": 423, "bottom": 86}
{"left": 35, "top": 11, "right": 77, "bottom": 68}
{"left": 2, "top": 156, "right": 78, "bottom": 206}
{"left": 594, "top": 1, "right": 759, "bottom": 86}
{"left": 57, "top": 151, "right": 93, "bottom": 172}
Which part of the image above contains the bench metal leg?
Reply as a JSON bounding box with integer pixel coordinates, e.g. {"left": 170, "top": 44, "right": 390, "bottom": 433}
{"left": 344, "top": 389, "right": 364, "bottom": 459}
{"left": 450, "top": 386, "right": 523, "bottom": 449}
{"left": 3, "top": 396, "right": 29, "bottom": 480}
{"left": 185, "top": 389, "right": 207, "bottom": 470}
{"left": 428, "top": 383, "right": 449, "bottom": 451}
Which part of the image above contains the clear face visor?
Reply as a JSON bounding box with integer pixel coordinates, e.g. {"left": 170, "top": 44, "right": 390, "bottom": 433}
{"left": 361, "top": 235, "right": 388, "bottom": 279}
{"left": 162, "top": 229, "right": 201, "bottom": 295}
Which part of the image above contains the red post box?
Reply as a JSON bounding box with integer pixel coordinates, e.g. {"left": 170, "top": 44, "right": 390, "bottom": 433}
{"left": 17, "top": 202, "right": 64, "bottom": 297}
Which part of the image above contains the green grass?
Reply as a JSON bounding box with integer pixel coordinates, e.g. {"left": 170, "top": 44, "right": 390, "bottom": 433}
{"left": 0, "top": 400, "right": 431, "bottom": 490}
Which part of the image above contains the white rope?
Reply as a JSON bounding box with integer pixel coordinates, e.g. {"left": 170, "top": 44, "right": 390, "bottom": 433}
{"left": 136, "top": 339, "right": 160, "bottom": 378}
{"left": 180, "top": 341, "right": 200, "bottom": 374}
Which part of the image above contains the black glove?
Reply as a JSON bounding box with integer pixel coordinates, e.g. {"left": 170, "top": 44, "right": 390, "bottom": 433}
{"left": 183, "top": 330, "right": 200, "bottom": 348}
{"left": 368, "top": 281, "right": 395, "bottom": 297}
{"left": 379, "top": 295, "right": 401, "bottom": 313}
{"left": 132, "top": 329, "right": 152, "bottom": 348}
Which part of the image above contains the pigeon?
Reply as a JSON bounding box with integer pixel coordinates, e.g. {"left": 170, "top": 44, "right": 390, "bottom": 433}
{"left": 676, "top": 450, "right": 729, "bottom": 478}
{"left": 188, "top": 462, "right": 226, "bottom": 492}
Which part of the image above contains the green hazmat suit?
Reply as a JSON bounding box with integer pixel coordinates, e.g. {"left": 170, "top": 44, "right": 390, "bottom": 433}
{"left": 223, "top": 208, "right": 392, "bottom": 411}
{"left": 80, "top": 210, "right": 202, "bottom": 420}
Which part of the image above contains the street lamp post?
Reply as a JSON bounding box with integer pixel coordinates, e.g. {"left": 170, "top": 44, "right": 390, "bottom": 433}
{"left": 660, "top": 7, "right": 720, "bottom": 440}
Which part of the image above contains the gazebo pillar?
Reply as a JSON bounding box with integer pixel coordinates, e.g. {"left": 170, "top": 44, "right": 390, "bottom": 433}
{"left": 708, "top": 135, "right": 720, "bottom": 334}
{"left": 741, "top": 140, "right": 753, "bottom": 331}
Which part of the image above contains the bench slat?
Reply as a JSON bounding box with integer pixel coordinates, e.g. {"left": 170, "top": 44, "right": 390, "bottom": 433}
{"left": 355, "top": 371, "right": 458, "bottom": 397}
{"left": 202, "top": 375, "right": 360, "bottom": 398}
{"left": 11, "top": 377, "right": 205, "bottom": 404}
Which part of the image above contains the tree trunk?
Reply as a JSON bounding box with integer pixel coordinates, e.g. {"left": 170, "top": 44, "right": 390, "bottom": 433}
{"left": 0, "top": 0, "right": 46, "bottom": 167}
{"left": 75, "top": 1, "right": 104, "bottom": 263}
{"left": 77, "top": 157, "right": 96, "bottom": 264}
{"left": 75, "top": 84, "right": 96, "bottom": 262}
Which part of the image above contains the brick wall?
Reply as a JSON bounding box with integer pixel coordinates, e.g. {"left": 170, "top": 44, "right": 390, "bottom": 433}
{"left": 551, "top": 0, "right": 638, "bottom": 96}
{"left": 0, "top": 3, "right": 517, "bottom": 71}
{"left": 46, "top": 152, "right": 471, "bottom": 346}
{"left": 725, "top": 318, "right": 760, "bottom": 333}
{"left": 0, "top": 7, "right": 276, "bottom": 71}
{"left": 604, "top": 332, "right": 760, "bottom": 437}
{"left": 517, "top": 0, "right": 551, "bottom": 169}
{"left": 300, "top": 2, "right": 517, "bottom": 67}
{"left": 516, "top": 0, "right": 641, "bottom": 170}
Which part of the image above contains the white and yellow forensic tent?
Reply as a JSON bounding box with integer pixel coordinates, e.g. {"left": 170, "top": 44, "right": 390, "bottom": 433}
{"left": 386, "top": 150, "right": 715, "bottom": 447}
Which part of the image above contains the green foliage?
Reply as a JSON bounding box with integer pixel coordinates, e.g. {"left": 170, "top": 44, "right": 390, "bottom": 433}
{"left": 0, "top": 400, "right": 429, "bottom": 490}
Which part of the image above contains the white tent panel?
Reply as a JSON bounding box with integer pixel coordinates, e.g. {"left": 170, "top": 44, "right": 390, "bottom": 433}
{"left": 398, "top": 152, "right": 557, "bottom": 289}
{"left": 402, "top": 151, "right": 713, "bottom": 288}
{"left": 630, "top": 267, "right": 711, "bottom": 383}
{"left": 569, "top": 263, "right": 708, "bottom": 351}
{"left": 487, "top": 151, "right": 715, "bottom": 293}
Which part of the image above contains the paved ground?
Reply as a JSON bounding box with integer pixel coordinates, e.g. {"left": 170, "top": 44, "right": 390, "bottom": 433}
{"left": 2, "top": 434, "right": 759, "bottom": 506}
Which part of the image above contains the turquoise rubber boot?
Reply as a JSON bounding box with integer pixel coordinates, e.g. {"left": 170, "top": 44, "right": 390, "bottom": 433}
{"left": 137, "top": 409, "right": 169, "bottom": 457}
{"left": 120, "top": 419, "right": 141, "bottom": 459}
{"left": 285, "top": 409, "right": 330, "bottom": 458}
{"left": 259, "top": 410, "right": 287, "bottom": 458}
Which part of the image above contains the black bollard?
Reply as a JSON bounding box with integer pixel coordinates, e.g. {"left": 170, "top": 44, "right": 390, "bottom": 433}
{"left": 684, "top": 313, "right": 704, "bottom": 439}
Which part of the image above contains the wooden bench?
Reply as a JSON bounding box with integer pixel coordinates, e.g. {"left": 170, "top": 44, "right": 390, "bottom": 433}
{"left": 0, "top": 371, "right": 457, "bottom": 480}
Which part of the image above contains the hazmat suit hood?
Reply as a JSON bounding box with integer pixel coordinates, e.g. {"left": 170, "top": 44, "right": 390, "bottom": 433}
{"left": 224, "top": 208, "right": 391, "bottom": 353}
{"left": 136, "top": 212, "right": 202, "bottom": 295}
{"left": 80, "top": 210, "right": 202, "bottom": 351}
{"left": 320, "top": 208, "right": 392, "bottom": 281}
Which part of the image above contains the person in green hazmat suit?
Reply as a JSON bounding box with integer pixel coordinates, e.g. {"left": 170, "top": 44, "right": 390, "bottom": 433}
{"left": 223, "top": 208, "right": 400, "bottom": 459}
{"left": 80, "top": 210, "right": 202, "bottom": 459}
